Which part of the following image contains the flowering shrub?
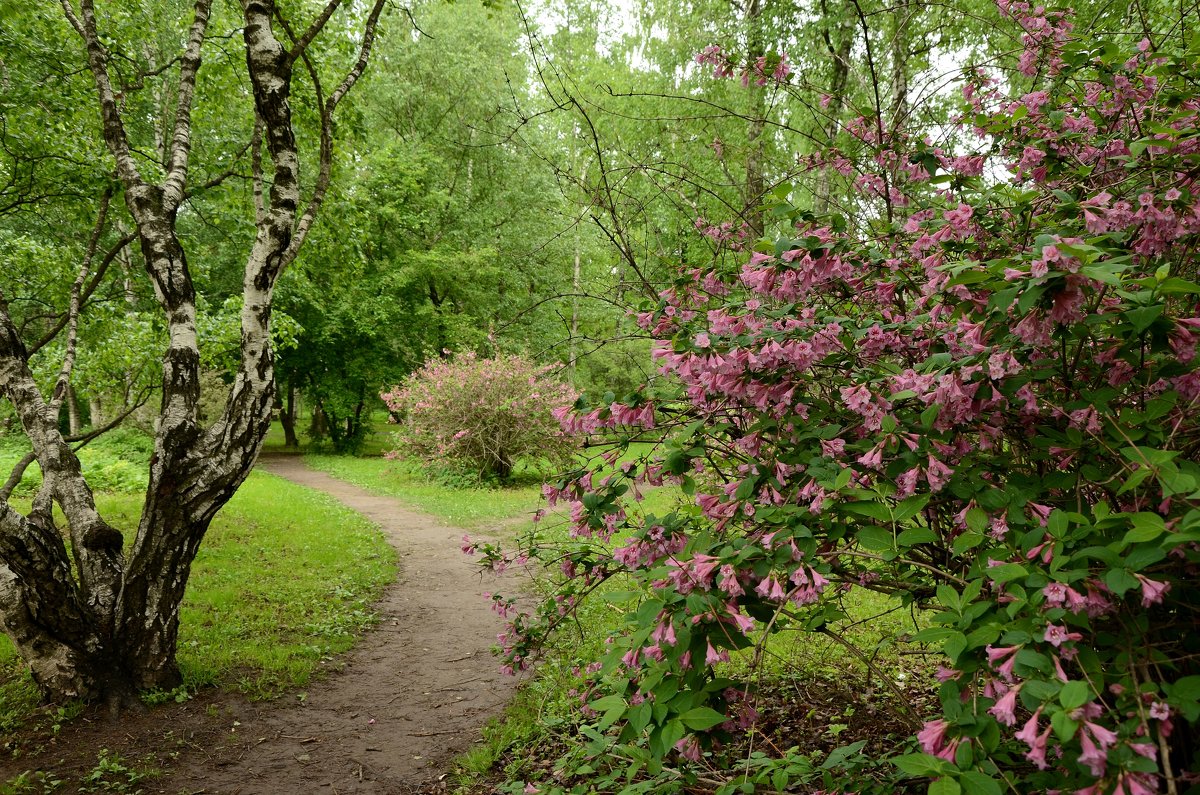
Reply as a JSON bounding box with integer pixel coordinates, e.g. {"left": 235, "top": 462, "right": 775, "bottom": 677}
{"left": 482, "top": 9, "right": 1200, "bottom": 794}
{"left": 382, "top": 353, "right": 578, "bottom": 480}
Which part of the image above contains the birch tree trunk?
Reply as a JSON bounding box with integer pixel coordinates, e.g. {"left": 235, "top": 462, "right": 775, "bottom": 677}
{"left": 0, "top": 0, "right": 387, "bottom": 705}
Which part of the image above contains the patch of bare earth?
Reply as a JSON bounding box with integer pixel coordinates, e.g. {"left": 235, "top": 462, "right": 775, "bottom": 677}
{"left": 1, "top": 454, "right": 519, "bottom": 794}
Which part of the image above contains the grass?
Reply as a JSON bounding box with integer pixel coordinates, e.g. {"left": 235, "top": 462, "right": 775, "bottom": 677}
{"left": 304, "top": 454, "right": 546, "bottom": 532}
{"left": 0, "top": 469, "right": 396, "bottom": 731}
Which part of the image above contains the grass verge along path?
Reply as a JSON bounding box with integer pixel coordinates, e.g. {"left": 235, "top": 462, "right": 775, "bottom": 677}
{"left": 304, "top": 454, "right": 545, "bottom": 531}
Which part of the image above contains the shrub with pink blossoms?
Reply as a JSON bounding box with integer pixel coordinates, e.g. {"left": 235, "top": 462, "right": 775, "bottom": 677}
{"left": 381, "top": 353, "right": 578, "bottom": 480}
{"left": 485, "top": 9, "right": 1200, "bottom": 795}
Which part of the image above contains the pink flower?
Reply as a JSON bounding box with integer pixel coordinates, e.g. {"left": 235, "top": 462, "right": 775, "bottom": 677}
{"left": 896, "top": 467, "right": 921, "bottom": 498}
{"left": 1135, "top": 573, "right": 1170, "bottom": 606}
{"left": 718, "top": 564, "right": 744, "bottom": 597}
{"left": 1043, "top": 623, "right": 1082, "bottom": 647}
{"left": 1042, "top": 581, "right": 1068, "bottom": 606}
{"left": 705, "top": 642, "right": 728, "bottom": 665}
{"left": 1077, "top": 725, "right": 1108, "bottom": 776}
{"left": 926, "top": 456, "right": 954, "bottom": 491}
{"left": 917, "top": 719, "right": 951, "bottom": 756}
{"left": 1116, "top": 772, "right": 1158, "bottom": 795}
{"left": 988, "top": 683, "right": 1022, "bottom": 726}
{"left": 1024, "top": 723, "right": 1053, "bottom": 769}
{"left": 935, "top": 666, "right": 961, "bottom": 682}
{"left": 986, "top": 644, "right": 1022, "bottom": 681}
{"left": 674, "top": 735, "right": 702, "bottom": 762}
{"left": 1014, "top": 708, "right": 1042, "bottom": 748}
{"left": 856, "top": 445, "right": 884, "bottom": 468}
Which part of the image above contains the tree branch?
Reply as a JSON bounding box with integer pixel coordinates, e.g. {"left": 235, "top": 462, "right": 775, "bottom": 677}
{"left": 280, "top": 0, "right": 387, "bottom": 269}
{"left": 162, "top": 0, "right": 214, "bottom": 212}
{"left": 27, "top": 231, "right": 136, "bottom": 356}
{"left": 65, "top": 0, "right": 144, "bottom": 187}
{"left": 284, "top": 0, "right": 343, "bottom": 65}
{"left": 50, "top": 189, "right": 112, "bottom": 412}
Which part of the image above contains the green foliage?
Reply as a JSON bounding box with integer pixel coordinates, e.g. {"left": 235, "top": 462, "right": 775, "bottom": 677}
{"left": 0, "top": 770, "right": 64, "bottom": 795}
{"left": 0, "top": 427, "right": 153, "bottom": 496}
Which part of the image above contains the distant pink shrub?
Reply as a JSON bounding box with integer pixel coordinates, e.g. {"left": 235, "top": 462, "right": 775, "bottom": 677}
{"left": 381, "top": 353, "right": 578, "bottom": 480}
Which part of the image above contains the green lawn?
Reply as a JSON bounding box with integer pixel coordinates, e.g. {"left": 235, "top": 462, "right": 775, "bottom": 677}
{"left": 0, "top": 470, "right": 396, "bottom": 731}
{"left": 304, "top": 453, "right": 546, "bottom": 532}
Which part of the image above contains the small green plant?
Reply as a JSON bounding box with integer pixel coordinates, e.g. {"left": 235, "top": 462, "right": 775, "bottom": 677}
{"left": 78, "top": 750, "right": 145, "bottom": 794}
{"left": 140, "top": 685, "right": 191, "bottom": 706}
{"left": 1, "top": 770, "right": 64, "bottom": 795}
{"left": 49, "top": 702, "right": 85, "bottom": 735}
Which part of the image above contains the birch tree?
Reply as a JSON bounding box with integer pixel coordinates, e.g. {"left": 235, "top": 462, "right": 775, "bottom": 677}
{"left": 0, "top": 0, "right": 386, "bottom": 706}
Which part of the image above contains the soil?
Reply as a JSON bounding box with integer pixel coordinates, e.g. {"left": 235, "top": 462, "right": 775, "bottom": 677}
{"left": 1, "top": 454, "right": 520, "bottom": 794}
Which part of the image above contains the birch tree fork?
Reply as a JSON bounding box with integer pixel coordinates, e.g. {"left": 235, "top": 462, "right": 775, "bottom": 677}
{"left": 0, "top": 0, "right": 387, "bottom": 705}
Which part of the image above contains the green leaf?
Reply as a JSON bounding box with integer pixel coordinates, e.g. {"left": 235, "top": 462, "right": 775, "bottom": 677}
{"left": 987, "top": 563, "right": 1027, "bottom": 584}
{"left": 1117, "top": 466, "right": 1153, "bottom": 495}
{"left": 591, "top": 694, "right": 625, "bottom": 712}
{"left": 856, "top": 526, "right": 896, "bottom": 551}
{"left": 959, "top": 771, "right": 1002, "bottom": 795}
{"left": 843, "top": 501, "right": 892, "bottom": 522}
{"left": 929, "top": 778, "right": 962, "bottom": 795}
{"left": 1165, "top": 676, "right": 1200, "bottom": 721}
{"left": 965, "top": 507, "right": 989, "bottom": 533}
{"left": 897, "top": 526, "right": 938, "bottom": 546}
{"left": 1124, "top": 513, "right": 1165, "bottom": 543}
{"left": 658, "top": 719, "right": 685, "bottom": 757}
{"left": 894, "top": 753, "right": 951, "bottom": 777}
{"left": 953, "top": 531, "right": 985, "bottom": 555}
{"left": 895, "top": 494, "right": 932, "bottom": 523}
{"left": 1050, "top": 709, "right": 1079, "bottom": 741}
{"left": 1156, "top": 277, "right": 1200, "bottom": 295}
{"left": 1121, "top": 446, "right": 1180, "bottom": 466}
{"left": 1059, "top": 680, "right": 1089, "bottom": 710}
{"left": 1105, "top": 568, "right": 1140, "bottom": 596}
{"left": 821, "top": 740, "right": 867, "bottom": 770}
{"left": 679, "top": 707, "right": 727, "bottom": 731}
{"left": 910, "top": 627, "right": 957, "bottom": 644}
{"left": 595, "top": 696, "right": 627, "bottom": 730}
{"left": 1124, "top": 305, "right": 1165, "bottom": 333}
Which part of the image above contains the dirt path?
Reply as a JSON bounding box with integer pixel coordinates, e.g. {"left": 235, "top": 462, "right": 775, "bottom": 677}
{"left": 155, "top": 455, "right": 520, "bottom": 793}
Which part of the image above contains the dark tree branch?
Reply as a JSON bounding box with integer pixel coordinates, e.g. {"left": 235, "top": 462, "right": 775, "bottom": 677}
{"left": 50, "top": 189, "right": 112, "bottom": 411}
{"left": 284, "top": 0, "right": 343, "bottom": 65}
{"left": 28, "top": 231, "right": 136, "bottom": 356}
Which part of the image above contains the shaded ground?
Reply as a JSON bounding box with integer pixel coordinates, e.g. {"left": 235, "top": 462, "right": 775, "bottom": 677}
{"left": 1, "top": 454, "right": 518, "bottom": 794}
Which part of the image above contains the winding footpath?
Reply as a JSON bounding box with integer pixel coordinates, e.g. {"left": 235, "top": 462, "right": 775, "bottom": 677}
{"left": 160, "top": 454, "right": 519, "bottom": 794}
